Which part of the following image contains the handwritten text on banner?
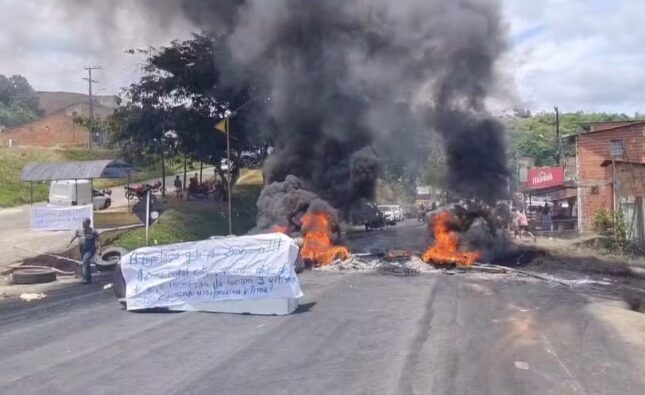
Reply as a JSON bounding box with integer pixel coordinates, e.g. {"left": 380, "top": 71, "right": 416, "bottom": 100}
{"left": 120, "top": 233, "right": 303, "bottom": 311}
{"left": 30, "top": 204, "right": 93, "bottom": 231}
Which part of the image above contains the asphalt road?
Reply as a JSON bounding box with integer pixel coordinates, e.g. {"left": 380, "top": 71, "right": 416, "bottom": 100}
{"left": 1, "top": 276, "right": 644, "bottom": 393}
{"left": 1, "top": 219, "right": 644, "bottom": 394}
{"left": 347, "top": 218, "right": 431, "bottom": 253}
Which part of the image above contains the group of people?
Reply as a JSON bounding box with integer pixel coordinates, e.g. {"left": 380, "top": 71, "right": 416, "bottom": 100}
{"left": 173, "top": 173, "right": 228, "bottom": 201}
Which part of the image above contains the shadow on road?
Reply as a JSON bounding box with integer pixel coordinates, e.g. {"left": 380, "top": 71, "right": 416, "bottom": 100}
{"left": 293, "top": 301, "right": 316, "bottom": 314}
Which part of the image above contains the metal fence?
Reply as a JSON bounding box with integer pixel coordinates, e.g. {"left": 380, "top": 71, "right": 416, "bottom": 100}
{"left": 529, "top": 217, "right": 578, "bottom": 234}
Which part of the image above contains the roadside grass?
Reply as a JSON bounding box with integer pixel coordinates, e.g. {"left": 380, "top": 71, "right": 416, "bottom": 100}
{"left": 0, "top": 147, "right": 184, "bottom": 208}
{"left": 111, "top": 171, "right": 262, "bottom": 250}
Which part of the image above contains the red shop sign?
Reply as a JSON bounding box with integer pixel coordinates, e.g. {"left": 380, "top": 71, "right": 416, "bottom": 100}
{"left": 525, "top": 166, "right": 564, "bottom": 189}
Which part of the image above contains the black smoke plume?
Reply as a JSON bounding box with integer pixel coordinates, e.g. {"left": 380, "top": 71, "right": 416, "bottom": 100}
{"left": 72, "top": 0, "right": 511, "bottom": 226}
{"left": 224, "top": 0, "right": 510, "bottom": 220}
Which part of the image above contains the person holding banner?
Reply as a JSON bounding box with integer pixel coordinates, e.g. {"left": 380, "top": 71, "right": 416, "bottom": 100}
{"left": 68, "top": 218, "right": 100, "bottom": 284}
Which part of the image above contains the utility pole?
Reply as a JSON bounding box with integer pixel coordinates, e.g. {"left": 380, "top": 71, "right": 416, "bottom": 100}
{"left": 226, "top": 116, "right": 232, "bottom": 235}
{"left": 83, "top": 66, "right": 101, "bottom": 149}
{"left": 554, "top": 105, "right": 561, "bottom": 165}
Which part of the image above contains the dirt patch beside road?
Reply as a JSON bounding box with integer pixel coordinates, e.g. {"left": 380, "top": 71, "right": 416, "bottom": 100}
{"left": 512, "top": 241, "right": 645, "bottom": 315}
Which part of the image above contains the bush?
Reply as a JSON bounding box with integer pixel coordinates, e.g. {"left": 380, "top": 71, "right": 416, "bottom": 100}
{"left": 592, "top": 208, "right": 637, "bottom": 254}
{"left": 593, "top": 207, "right": 628, "bottom": 239}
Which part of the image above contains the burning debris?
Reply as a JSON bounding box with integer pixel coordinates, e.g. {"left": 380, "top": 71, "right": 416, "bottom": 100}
{"left": 422, "top": 212, "right": 480, "bottom": 267}
{"left": 253, "top": 176, "right": 349, "bottom": 266}
{"left": 300, "top": 212, "right": 350, "bottom": 266}
{"left": 384, "top": 250, "right": 413, "bottom": 262}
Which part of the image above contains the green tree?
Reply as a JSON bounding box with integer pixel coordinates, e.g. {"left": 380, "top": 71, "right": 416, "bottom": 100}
{"left": 505, "top": 111, "right": 634, "bottom": 167}
{"left": 110, "top": 33, "right": 271, "bottom": 180}
{"left": 0, "top": 74, "right": 40, "bottom": 128}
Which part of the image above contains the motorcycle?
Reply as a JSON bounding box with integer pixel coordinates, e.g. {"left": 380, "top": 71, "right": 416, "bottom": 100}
{"left": 146, "top": 180, "right": 162, "bottom": 193}
{"left": 125, "top": 181, "right": 160, "bottom": 202}
{"left": 417, "top": 210, "right": 427, "bottom": 223}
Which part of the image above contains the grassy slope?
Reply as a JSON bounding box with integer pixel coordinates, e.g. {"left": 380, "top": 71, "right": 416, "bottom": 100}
{"left": 111, "top": 169, "right": 263, "bottom": 250}
{"left": 0, "top": 148, "right": 181, "bottom": 208}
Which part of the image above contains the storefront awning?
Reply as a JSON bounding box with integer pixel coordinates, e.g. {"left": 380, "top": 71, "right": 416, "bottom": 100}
{"left": 523, "top": 166, "right": 564, "bottom": 191}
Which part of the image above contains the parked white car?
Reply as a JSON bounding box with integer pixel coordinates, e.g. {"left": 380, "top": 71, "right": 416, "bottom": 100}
{"left": 377, "top": 205, "right": 397, "bottom": 225}
{"left": 220, "top": 158, "right": 236, "bottom": 173}
{"left": 378, "top": 204, "right": 403, "bottom": 221}
{"left": 49, "top": 179, "right": 112, "bottom": 210}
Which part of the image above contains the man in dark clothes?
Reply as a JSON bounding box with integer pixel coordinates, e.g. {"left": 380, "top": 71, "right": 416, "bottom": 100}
{"left": 174, "top": 175, "right": 183, "bottom": 200}
{"left": 68, "top": 218, "right": 100, "bottom": 284}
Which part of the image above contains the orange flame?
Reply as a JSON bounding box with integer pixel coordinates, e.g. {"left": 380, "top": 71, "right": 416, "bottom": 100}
{"left": 271, "top": 224, "right": 289, "bottom": 234}
{"left": 422, "top": 211, "right": 479, "bottom": 266}
{"left": 300, "top": 212, "right": 349, "bottom": 265}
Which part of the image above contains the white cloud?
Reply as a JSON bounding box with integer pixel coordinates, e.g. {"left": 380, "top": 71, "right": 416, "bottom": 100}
{"left": 0, "top": 0, "right": 194, "bottom": 95}
{"left": 1, "top": 0, "right": 643, "bottom": 114}
{"left": 503, "top": 0, "right": 645, "bottom": 114}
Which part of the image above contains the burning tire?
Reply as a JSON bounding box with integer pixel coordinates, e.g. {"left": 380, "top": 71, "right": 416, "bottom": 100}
{"left": 11, "top": 268, "right": 57, "bottom": 284}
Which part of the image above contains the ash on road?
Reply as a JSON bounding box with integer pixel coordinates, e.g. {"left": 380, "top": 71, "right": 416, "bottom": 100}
{"left": 1, "top": 269, "right": 644, "bottom": 394}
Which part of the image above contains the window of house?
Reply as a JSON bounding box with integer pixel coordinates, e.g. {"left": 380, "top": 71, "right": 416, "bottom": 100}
{"left": 610, "top": 139, "right": 624, "bottom": 157}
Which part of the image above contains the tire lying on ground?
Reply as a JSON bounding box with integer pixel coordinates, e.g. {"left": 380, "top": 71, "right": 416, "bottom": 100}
{"left": 11, "top": 268, "right": 57, "bottom": 284}
{"left": 96, "top": 246, "right": 129, "bottom": 272}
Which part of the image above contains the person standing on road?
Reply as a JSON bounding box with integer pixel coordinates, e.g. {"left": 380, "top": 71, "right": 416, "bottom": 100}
{"left": 174, "top": 175, "right": 183, "bottom": 200}
{"left": 516, "top": 210, "right": 536, "bottom": 242}
{"left": 68, "top": 218, "right": 100, "bottom": 284}
{"left": 511, "top": 208, "right": 520, "bottom": 238}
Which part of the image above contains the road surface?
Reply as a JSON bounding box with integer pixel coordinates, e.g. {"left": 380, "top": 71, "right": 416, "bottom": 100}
{"left": 347, "top": 218, "right": 431, "bottom": 253}
{"left": 1, "top": 271, "right": 643, "bottom": 394}
{"left": 1, "top": 220, "right": 644, "bottom": 394}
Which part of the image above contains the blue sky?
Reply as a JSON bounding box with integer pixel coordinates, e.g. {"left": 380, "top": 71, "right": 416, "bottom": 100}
{"left": 1, "top": 0, "right": 643, "bottom": 114}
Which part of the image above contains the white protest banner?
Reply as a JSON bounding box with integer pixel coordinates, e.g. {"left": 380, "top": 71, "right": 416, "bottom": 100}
{"left": 120, "top": 233, "right": 303, "bottom": 311}
{"left": 30, "top": 204, "right": 94, "bottom": 231}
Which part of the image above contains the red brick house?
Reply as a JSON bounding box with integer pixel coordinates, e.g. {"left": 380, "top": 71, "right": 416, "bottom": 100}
{"left": 0, "top": 92, "right": 116, "bottom": 148}
{"left": 0, "top": 106, "right": 92, "bottom": 148}
{"left": 565, "top": 120, "right": 645, "bottom": 231}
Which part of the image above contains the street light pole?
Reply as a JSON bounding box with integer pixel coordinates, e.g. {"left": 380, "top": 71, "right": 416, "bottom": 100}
{"left": 221, "top": 95, "right": 269, "bottom": 235}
